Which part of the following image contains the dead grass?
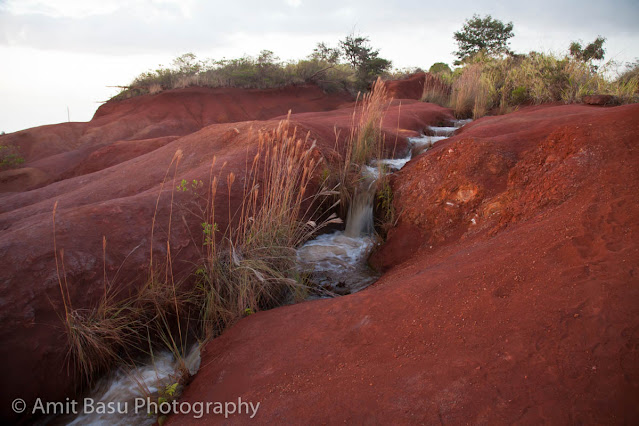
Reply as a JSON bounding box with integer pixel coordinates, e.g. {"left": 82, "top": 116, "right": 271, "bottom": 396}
{"left": 420, "top": 73, "right": 452, "bottom": 106}
{"left": 196, "top": 117, "right": 341, "bottom": 334}
{"left": 54, "top": 201, "right": 142, "bottom": 384}
{"left": 329, "top": 78, "right": 390, "bottom": 217}
{"left": 449, "top": 63, "right": 491, "bottom": 119}
{"left": 447, "top": 52, "right": 639, "bottom": 119}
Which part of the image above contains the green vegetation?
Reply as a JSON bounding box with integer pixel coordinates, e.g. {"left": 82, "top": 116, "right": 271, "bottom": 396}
{"left": 453, "top": 14, "right": 514, "bottom": 63}
{"left": 429, "top": 62, "right": 452, "bottom": 76}
{"left": 445, "top": 52, "right": 638, "bottom": 118}
{"left": 0, "top": 145, "right": 25, "bottom": 170}
{"left": 339, "top": 33, "right": 393, "bottom": 91}
{"left": 569, "top": 36, "right": 606, "bottom": 64}
{"left": 374, "top": 171, "right": 395, "bottom": 239}
{"left": 113, "top": 34, "right": 392, "bottom": 101}
{"left": 422, "top": 18, "right": 638, "bottom": 119}
{"left": 619, "top": 59, "right": 639, "bottom": 85}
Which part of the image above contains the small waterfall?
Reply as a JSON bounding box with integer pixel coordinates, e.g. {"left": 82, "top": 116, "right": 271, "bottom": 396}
{"left": 344, "top": 173, "right": 377, "bottom": 237}
{"left": 298, "top": 119, "right": 471, "bottom": 296}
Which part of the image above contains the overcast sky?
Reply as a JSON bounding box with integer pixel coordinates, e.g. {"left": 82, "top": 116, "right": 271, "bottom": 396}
{"left": 1, "top": 0, "right": 638, "bottom": 133}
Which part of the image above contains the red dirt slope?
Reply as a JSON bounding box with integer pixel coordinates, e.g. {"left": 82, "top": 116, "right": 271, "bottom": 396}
{"left": 0, "top": 84, "right": 451, "bottom": 422}
{"left": 0, "top": 85, "right": 352, "bottom": 191}
{"left": 170, "top": 104, "right": 639, "bottom": 424}
{"left": 385, "top": 72, "right": 450, "bottom": 101}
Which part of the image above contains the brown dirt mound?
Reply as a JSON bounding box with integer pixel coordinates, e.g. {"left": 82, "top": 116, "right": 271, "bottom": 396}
{"left": 0, "top": 84, "right": 451, "bottom": 422}
{"left": 169, "top": 103, "right": 639, "bottom": 424}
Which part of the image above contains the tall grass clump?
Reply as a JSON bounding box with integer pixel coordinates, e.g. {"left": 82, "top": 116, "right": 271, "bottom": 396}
{"left": 449, "top": 63, "right": 492, "bottom": 118}
{"left": 440, "top": 51, "right": 638, "bottom": 119}
{"left": 330, "top": 78, "right": 390, "bottom": 216}
{"left": 195, "top": 117, "right": 341, "bottom": 335}
{"left": 54, "top": 150, "right": 197, "bottom": 387}
{"left": 53, "top": 201, "right": 145, "bottom": 384}
{"left": 421, "top": 73, "right": 453, "bottom": 106}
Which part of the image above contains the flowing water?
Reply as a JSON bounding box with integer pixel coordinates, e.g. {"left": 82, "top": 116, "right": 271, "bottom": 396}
{"left": 297, "top": 119, "right": 470, "bottom": 296}
{"left": 65, "top": 119, "right": 469, "bottom": 425}
{"left": 64, "top": 346, "right": 201, "bottom": 425}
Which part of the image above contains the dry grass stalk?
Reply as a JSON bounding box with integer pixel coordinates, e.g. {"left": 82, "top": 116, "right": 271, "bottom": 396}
{"left": 196, "top": 115, "right": 340, "bottom": 334}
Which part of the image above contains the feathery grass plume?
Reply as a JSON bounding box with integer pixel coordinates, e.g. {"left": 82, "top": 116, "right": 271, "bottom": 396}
{"left": 195, "top": 116, "right": 341, "bottom": 334}
{"left": 421, "top": 73, "right": 452, "bottom": 106}
{"left": 329, "top": 77, "right": 390, "bottom": 217}
{"left": 150, "top": 150, "right": 183, "bottom": 282}
{"left": 449, "top": 63, "right": 490, "bottom": 119}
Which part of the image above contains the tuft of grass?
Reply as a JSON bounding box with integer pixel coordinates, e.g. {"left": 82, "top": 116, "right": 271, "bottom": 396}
{"left": 54, "top": 201, "right": 143, "bottom": 384}
{"left": 194, "top": 116, "right": 341, "bottom": 334}
{"left": 328, "top": 78, "right": 390, "bottom": 217}
{"left": 449, "top": 63, "right": 491, "bottom": 119}
{"left": 374, "top": 169, "right": 396, "bottom": 239}
{"left": 421, "top": 73, "right": 452, "bottom": 106}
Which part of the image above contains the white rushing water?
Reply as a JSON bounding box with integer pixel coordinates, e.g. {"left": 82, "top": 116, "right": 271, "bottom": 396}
{"left": 65, "top": 346, "right": 201, "bottom": 425}
{"left": 297, "top": 119, "right": 470, "bottom": 296}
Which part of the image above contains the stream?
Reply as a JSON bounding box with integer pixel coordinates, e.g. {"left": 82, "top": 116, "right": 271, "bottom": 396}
{"left": 65, "top": 119, "right": 469, "bottom": 425}
{"left": 297, "top": 119, "right": 470, "bottom": 296}
{"left": 63, "top": 346, "right": 201, "bottom": 425}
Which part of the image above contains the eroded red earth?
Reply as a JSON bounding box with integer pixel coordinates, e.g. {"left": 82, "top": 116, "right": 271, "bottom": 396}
{"left": 0, "top": 82, "right": 451, "bottom": 421}
{"left": 1, "top": 78, "right": 637, "bottom": 424}
{"left": 172, "top": 104, "right": 639, "bottom": 424}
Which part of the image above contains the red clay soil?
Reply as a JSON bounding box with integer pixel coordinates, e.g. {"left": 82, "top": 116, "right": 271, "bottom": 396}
{"left": 385, "top": 72, "right": 450, "bottom": 101}
{"left": 169, "top": 104, "right": 639, "bottom": 424}
{"left": 0, "top": 85, "right": 352, "bottom": 191}
{"left": 0, "top": 84, "right": 451, "bottom": 422}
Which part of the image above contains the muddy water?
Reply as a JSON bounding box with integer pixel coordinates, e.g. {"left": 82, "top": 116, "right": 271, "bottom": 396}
{"left": 297, "top": 119, "right": 470, "bottom": 296}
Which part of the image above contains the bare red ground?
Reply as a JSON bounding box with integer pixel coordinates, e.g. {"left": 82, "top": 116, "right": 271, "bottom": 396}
{"left": 169, "top": 103, "right": 639, "bottom": 424}
{"left": 0, "top": 85, "right": 352, "bottom": 191}
{"left": 0, "top": 84, "right": 451, "bottom": 421}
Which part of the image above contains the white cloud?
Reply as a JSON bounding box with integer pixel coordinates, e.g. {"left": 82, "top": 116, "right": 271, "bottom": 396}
{"left": 0, "top": 0, "right": 638, "bottom": 132}
{"left": 4, "top": 0, "right": 121, "bottom": 18}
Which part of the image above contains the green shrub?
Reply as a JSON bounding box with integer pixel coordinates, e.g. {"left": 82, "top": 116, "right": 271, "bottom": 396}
{"left": 429, "top": 62, "right": 452, "bottom": 75}
{"left": 447, "top": 51, "right": 638, "bottom": 118}
{"left": 510, "top": 86, "right": 529, "bottom": 104}
{"left": 0, "top": 145, "right": 25, "bottom": 170}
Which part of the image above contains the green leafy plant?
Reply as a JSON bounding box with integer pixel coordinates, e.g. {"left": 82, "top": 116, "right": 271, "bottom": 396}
{"left": 375, "top": 172, "right": 395, "bottom": 239}
{"left": 0, "top": 145, "right": 25, "bottom": 170}
{"left": 510, "top": 86, "right": 529, "bottom": 104}
{"left": 569, "top": 36, "right": 606, "bottom": 70}
{"left": 429, "top": 62, "right": 453, "bottom": 75}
